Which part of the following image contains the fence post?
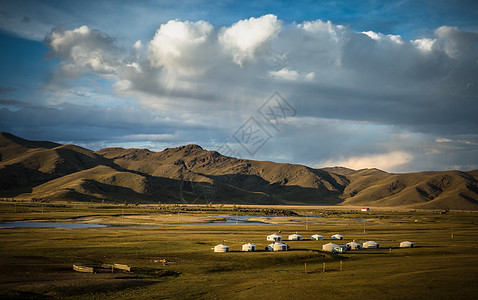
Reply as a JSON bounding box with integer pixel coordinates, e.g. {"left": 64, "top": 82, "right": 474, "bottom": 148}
{"left": 323, "top": 262, "right": 326, "bottom": 273}
{"left": 340, "top": 260, "right": 343, "bottom": 271}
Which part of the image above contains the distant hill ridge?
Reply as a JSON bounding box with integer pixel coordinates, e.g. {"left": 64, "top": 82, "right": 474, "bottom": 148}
{"left": 1, "top": 132, "right": 477, "bottom": 210}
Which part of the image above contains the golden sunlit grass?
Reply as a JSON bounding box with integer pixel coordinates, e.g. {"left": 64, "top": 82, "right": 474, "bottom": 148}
{"left": 0, "top": 202, "right": 477, "bottom": 299}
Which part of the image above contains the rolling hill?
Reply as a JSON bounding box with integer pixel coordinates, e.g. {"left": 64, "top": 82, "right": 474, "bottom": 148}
{"left": 1, "top": 132, "right": 477, "bottom": 209}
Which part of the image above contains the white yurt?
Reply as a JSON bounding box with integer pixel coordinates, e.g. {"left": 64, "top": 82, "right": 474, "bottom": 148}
{"left": 242, "top": 243, "right": 257, "bottom": 252}
{"left": 331, "top": 234, "right": 344, "bottom": 240}
{"left": 214, "top": 244, "right": 230, "bottom": 252}
{"left": 311, "top": 234, "right": 323, "bottom": 241}
{"left": 267, "top": 242, "right": 289, "bottom": 251}
{"left": 288, "top": 233, "right": 302, "bottom": 241}
{"left": 400, "top": 241, "right": 415, "bottom": 248}
{"left": 267, "top": 233, "right": 282, "bottom": 241}
{"left": 322, "top": 242, "right": 340, "bottom": 252}
{"left": 346, "top": 241, "right": 362, "bottom": 250}
{"left": 363, "top": 241, "right": 380, "bottom": 249}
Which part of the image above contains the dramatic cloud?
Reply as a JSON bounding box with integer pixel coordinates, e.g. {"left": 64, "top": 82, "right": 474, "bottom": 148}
{"left": 45, "top": 26, "right": 124, "bottom": 77}
{"left": 435, "top": 26, "right": 478, "bottom": 61}
{"left": 4, "top": 12, "right": 478, "bottom": 172}
{"left": 0, "top": 99, "right": 215, "bottom": 149}
{"left": 219, "top": 14, "right": 281, "bottom": 66}
{"left": 148, "top": 20, "right": 215, "bottom": 75}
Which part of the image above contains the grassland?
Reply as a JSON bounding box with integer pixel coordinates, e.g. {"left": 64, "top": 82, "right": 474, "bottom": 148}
{"left": 0, "top": 202, "right": 477, "bottom": 299}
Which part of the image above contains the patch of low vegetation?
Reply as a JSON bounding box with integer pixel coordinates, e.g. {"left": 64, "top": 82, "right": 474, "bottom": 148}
{"left": 0, "top": 202, "right": 477, "bottom": 299}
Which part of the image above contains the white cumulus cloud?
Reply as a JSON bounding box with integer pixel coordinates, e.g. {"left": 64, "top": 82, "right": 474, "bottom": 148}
{"left": 219, "top": 14, "right": 281, "bottom": 66}
{"left": 45, "top": 25, "right": 122, "bottom": 76}
{"left": 148, "top": 20, "right": 214, "bottom": 75}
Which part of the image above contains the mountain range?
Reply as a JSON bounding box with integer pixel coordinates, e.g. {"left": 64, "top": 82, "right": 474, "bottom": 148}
{"left": 1, "top": 132, "right": 477, "bottom": 210}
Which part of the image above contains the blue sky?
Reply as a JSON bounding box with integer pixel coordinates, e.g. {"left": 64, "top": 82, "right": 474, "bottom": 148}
{"left": 1, "top": 0, "right": 477, "bottom": 172}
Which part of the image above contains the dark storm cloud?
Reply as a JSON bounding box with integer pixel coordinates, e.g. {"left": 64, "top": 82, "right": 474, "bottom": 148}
{"left": 0, "top": 101, "right": 222, "bottom": 148}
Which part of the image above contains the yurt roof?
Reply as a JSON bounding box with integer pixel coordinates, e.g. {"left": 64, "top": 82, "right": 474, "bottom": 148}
{"left": 289, "top": 233, "right": 302, "bottom": 237}
{"left": 268, "top": 233, "right": 281, "bottom": 237}
{"left": 324, "top": 242, "right": 340, "bottom": 247}
{"left": 347, "top": 241, "right": 360, "bottom": 245}
{"left": 269, "top": 242, "right": 287, "bottom": 247}
{"left": 311, "top": 234, "right": 323, "bottom": 237}
{"left": 364, "top": 241, "right": 378, "bottom": 245}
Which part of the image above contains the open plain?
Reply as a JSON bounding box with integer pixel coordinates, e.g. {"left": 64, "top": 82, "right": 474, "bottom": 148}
{"left": 0, "top": 202, "right": 477, "bottom": 299}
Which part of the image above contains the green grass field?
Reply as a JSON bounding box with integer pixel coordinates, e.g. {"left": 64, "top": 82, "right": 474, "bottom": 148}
{"left": 0, "top": 202, "right": 477, "bottom": 299}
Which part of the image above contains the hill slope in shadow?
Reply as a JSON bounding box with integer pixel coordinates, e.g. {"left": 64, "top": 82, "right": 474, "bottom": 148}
{"left": 1, "top": 132, "right": 477, "bottom": 209}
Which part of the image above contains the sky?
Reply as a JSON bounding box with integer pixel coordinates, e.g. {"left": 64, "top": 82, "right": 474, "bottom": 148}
{"left": 0, "top": 0, "right": 477, "bottom": 173}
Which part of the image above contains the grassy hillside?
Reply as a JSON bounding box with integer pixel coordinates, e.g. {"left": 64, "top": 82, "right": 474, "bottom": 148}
{"left": 340, "top": 170, "right": 478, "bottom": 210}
{"left": 1, "top": 132, "right": 478, "bottom": 209}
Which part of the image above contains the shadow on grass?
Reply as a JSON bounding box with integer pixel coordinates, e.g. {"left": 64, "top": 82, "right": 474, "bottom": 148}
{"left": 54, "top": 279, "right": 159, "bottom": 298}
{"left": 129, "top": 267, "right": 180, "bottom": 278}
{"left": 0, "top": 290, "right": 52, "bottom": 300}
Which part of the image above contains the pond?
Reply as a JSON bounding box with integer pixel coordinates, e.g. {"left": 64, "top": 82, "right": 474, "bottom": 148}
{"left": 0, "top": 222, "right": 107, "bottom": 229}
{"left": 208, "top": 215, "right": 271, "bottom": 225}
{"left": 0, "top": 215, "right": 275, "bottom": 229}
{"left": 0, "top": 213, "right": 326, "bottom": 229}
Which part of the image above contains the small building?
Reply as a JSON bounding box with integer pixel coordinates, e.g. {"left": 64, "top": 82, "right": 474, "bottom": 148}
{"left": 400, "top": 241, "right": 415, "bottom": 248}
{"left": 311, "top": 234, "right": 323, "bottom": 241}
{"left": 242, "top": 243, "right": 256, "bottom": 252}
{"left": 346, "top": 241, "right": 362, "bottom": 250}
{"left": 363, "top": 241, "right": 380, "bottom": 249}
{"left": 331, "top": 234, "right": 344, "bottom": 240}
{"left": 214, "top": 244, "right": 230, "bottom": 252}
{"left": 322, "top": 242, "right": 340, "bottom": 252}
{"left": 288, "top": 233, "right": 302, "bottom": 241}
{"left": 267, "top": 233, "right": 282, "bottom": 241}
{"left": 267, "top": 242, "right": 289, "bottom": 251}
{"left": 361, "top": 207, "right": 370, "bottom": 212}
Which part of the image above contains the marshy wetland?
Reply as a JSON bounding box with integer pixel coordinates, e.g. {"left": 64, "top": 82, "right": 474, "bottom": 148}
{"left": 1, "top": 202, "right": 477, "bottom": 299}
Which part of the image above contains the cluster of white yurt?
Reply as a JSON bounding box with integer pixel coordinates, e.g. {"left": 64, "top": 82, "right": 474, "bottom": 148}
{"left": 267, "top": 233, "right": 282, "bottom": 241}
{"left": 346, "top": 240, "right": 362, "bottom": 250}
{"left": 268, "top": 241, "right": 289, "bottom": 251}
{"left": 214, "top": 244, "right": 230, "bottom": 252}
{"left": 288, "top": 233, "right": 302, "bottom": 241}
{"left": 311, "top": 234, "right": 323, "bottom": 240}
{"left": 400, "top": 241, "right": 415, "bottom": 248}
{"left": 363, "top": 241, "right": 380, "bottom": 249}
{"left": 331, "top": 234, "right": 344, "bottom": 240}
{"left": 215, "top": 243, "right": 258, "bottom": 252}
{"left": 214, "top": 231, "right": 403, "bottom": 253}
